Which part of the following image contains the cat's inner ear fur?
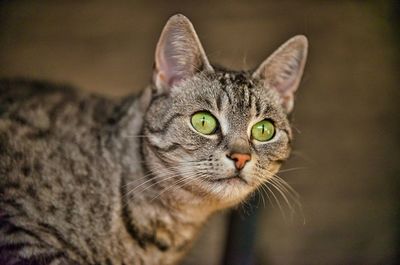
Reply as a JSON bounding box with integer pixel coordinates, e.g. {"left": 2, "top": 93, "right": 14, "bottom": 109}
{"left": 153, "top": 14, "right": 214, "bottom": 93}
{"left": 253, "top": 35, "right": 308, "bottom": 113}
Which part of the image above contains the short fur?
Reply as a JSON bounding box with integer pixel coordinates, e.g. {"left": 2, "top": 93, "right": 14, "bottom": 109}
{"left": 0, "top": 14, "right": 307, "bottom": 265}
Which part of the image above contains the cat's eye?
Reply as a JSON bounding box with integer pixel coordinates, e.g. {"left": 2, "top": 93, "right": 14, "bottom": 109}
{"left": 251, "top": 120, "right": 275, "bottom": 142}
{"left": 191, "top": 112, "right": 218, "bottom": 135}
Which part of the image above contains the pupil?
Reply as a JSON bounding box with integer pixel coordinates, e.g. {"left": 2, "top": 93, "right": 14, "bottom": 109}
{"left": 201, "top": 117, "right": 205, "bottom": 127}
{"left": 261, "top": 124, "right": 265, "bottom": 134}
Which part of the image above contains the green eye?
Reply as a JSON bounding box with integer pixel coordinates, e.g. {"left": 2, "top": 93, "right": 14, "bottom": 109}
{"left": 191, "top": 112, "right": 218, "bottom": 135}
{"left": 251, "top": 120, "right": 275, "bottom": 142}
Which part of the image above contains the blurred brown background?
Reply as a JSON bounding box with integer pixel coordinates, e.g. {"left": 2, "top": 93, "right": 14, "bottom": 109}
{"left": 1, "top": 1, "right": 399, "bottom": 265}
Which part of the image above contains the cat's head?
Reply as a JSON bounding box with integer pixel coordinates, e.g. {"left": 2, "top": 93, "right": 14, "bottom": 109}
{"left": 141, "top": 14, "right": 307, "bottom": 207}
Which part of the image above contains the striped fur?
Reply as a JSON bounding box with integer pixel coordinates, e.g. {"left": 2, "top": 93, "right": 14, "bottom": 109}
{"left": 0, "top": 14, "right": 307, "bottom": 265}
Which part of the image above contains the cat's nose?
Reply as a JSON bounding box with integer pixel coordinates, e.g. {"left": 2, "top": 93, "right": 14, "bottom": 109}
{"left": 227, "top": 153, "right": 251, "bottom": 170}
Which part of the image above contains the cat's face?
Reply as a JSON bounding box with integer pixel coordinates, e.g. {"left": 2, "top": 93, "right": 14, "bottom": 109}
{"left": 142, "top": 14, "right": 307, "bottom": 206}
{"left": 144, "top": 72, "right": 292, "bottom": 204}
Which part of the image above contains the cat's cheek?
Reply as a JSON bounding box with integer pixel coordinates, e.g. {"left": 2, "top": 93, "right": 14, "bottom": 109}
{"left": 267, "top": 161, "right": 282, "bottom": 175}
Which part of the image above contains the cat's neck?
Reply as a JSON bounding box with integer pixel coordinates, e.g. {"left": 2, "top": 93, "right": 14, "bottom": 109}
{"left": 118, "top": 174, "right": 210, "bottom": 254}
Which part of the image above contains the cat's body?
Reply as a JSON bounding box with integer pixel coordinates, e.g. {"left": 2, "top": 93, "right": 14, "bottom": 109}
{"left": 0, "top": 79, "right": 203, "bottom": 264}
{"left": 0, "top": 15, "right": 308, "bottom": 265}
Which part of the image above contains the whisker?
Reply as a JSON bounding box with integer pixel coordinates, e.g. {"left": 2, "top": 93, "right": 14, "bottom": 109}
{"left": 290, "top": 150, "right": 315, "bottom": 164}
{"left": 257, "top": 184, "right": 273, "bottom": 208}
{"left": 257, "top": 178, "right": 287, "bottom": 220}
{"left": 126, "top": 167, "right": 198, "bottom": 195}
{"left": 270, "top": 176, "right": 306, "bottom": 224}
{"left": 255, "top": 185, "right": 267, "bottom": 207}
{"left": 123, "top": 161, "right": 206, "bottom": 188}
{"left": 278, "top": 167, "right": 307, "bottom": 174}
{"left": 264, "top": 169, "right": 301, "bottom": 200}
{"left": 150, "top": 172, "right": 206, "bottom": 202}
{"left": 266, "top": 179, "right": 295, "bottom": 214}
{"left": 261, "top": 168, "right": 305, "bottom": 223}
{"left": 271, "top": 175, "right": 301, "bottom": 202}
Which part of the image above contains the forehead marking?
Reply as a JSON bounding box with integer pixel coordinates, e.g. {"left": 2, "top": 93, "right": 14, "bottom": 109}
{"left": 216, "top": 71, "right": 255, "bottom": 111}
{"left": 243, "top": 86, "right": 250, "bottom": 108}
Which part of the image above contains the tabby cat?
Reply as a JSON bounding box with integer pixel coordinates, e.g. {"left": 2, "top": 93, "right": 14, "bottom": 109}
{"left": 0, "top": 14, "right": 308, "bottom": 265}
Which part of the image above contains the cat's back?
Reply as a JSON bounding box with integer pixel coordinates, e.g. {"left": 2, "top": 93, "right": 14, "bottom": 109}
{"left": 0, "top": 78, "right": 76, "bottom": 114}
{"left": 0, "top": 78, "right": 119, "bottom": 197}
{"left": 0, "top": 78, "right": 115, "bottom": 132}
{"left": 0, "top": 78, "right": 115, "bottom": 181}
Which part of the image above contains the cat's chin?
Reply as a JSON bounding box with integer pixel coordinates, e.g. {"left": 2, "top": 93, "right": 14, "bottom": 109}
{"left": 199, "top": 175, "right": 255, "bottom": 206}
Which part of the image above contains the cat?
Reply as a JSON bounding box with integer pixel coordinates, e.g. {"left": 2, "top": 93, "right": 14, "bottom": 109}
{"left": 0, "top": 14, "right": 308, "bottom": 265}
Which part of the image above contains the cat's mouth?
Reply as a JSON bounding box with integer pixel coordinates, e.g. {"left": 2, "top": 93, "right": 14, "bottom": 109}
{"left": 210, "top": 175, "right": 248, "bottom": 185}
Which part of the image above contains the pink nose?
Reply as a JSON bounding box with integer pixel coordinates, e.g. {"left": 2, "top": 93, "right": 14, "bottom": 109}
{"left": 227, "top": 153, "right": 251, "bottom": 170}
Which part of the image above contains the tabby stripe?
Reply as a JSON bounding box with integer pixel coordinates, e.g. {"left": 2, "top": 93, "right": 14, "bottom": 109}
{"left": 139, "top": 128, "right": 152, "bottom": 179}
{"left": 244, "top": 86, "right": 250, "bottom": 108}
{"left": 0, "top": 242, "right": 34, "bottom": 253}
{"left": 141, "top": 143, "right": 179, "bottom": 189}
{"left": 2, "top": 221, "right": 43, "bottom": 243}
{"left": 146, "top": 113, "right": 184, "bottom": 134}
{"left": 2, "top": 199, "right": 25, "bottom": 213}
{"left": 261, "top": 104, "right": 272, "bottom": 116}
{"left": 65, "top": 196, "right": 75, "bottom": 223}
{"left": 84, "top": 237, "right": 99, "bottom": 257}
{"left": 26, "top": 185, "right": 38, "bottom": 200}
{"left": 149, "top": 141, "right": 198, "bottom": 153}
{"left": 145, "top": 141, "right": 172, "bottom": 169}
{"left": 148, "top": 93, "right": 167, "bottom": 107}
{"left": 282, "top": 128, "right": 293, "bottom": 142}
{"left": 237, "top": 86, "right": 245, "bottom": 109}
{"left": 216, "top": 94, "right": 223, "bottom": 112}
{"left": 248, "top": 88, "right": 253, "bottom": 109}
{"left": 120, "top": 178, "right": 147, "bottom": 249}
{"left": 119, "top": 178, "right": 170, "bottom": 252}
{"left": 215, "top": 134, "right": 224, "bottom": 148}
{"left": 9, "top": 113, "right": 29, "bottom": 126}
{"left": 255, "top": 99, "right": 261, "bottom": 117}
{"left": 14, "top": 251, "right": 65, "bottom": 265}
{"left": 37, "top": 222, "right": 89, "bottom": 264}
{"left": 220, "top": 86, "right": 232, "bottom": 105}
{"left": 203, "top": 98, "right": 214, "bottom": 109}
{"left": 274, "top": 159, "right": 286, "bottom": 164}
{"left": 1, "top": 181, "right": 21, "bottom": 190}
{"left": 152, "top": 143, "right": 180, "bottom": 152}
{"left": 48, "top": 93, "right": 75, "bottom": 123}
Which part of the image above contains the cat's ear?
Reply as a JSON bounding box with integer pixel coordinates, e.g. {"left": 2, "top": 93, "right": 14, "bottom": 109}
{"left": 253, "top": 35, "right": 308, "bottom": 113}
{"left": 153, "top": 14, "right": 214, "bottom": 93}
